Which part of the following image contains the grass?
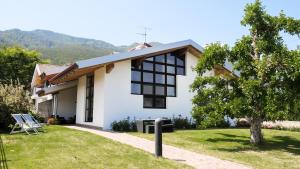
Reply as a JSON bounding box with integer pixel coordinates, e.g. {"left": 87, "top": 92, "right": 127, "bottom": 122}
{"left": 131, "top": 128, "right": 300, "bottom": 169}
{"left": 0, "top": 125, "right": 191, "bottom": 169}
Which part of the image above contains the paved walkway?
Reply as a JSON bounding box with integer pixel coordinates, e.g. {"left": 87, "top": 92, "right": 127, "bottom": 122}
{"left": 65, "top": 126, "right": 251, "bottom": 169}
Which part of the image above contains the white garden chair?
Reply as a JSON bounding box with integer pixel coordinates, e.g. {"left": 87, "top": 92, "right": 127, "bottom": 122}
{"left": 21, "top": 114, "right": 43, "bottom": 128}
{"left": 10, "top": 114, "right": 38, "bottom": 135}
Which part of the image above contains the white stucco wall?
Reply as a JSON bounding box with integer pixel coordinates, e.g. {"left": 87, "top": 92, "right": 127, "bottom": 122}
{"left": 102, "top": 52, "right": 203, "bottom": 129}
{"left": 76, "top": 68, "right": 105, "bottom": 127}
{"left": 56, "top": 87, "right": 77, "bottom": 119}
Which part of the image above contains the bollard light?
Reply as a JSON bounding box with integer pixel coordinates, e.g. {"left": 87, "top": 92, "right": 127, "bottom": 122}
{"left": 155, "top": 118, "right": 162, "bottom": 157}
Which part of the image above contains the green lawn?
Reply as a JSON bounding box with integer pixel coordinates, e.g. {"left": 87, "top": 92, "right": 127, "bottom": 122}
{"left": 131, "top": 129, "right": 300, "bottom": 169}
{"left": 0, "top": 126, "right": 191, "bottom": 169}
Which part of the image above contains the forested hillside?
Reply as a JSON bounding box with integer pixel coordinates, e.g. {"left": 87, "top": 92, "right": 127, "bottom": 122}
{"left": 0, "top": 29, "right": 161, "bottom": 64}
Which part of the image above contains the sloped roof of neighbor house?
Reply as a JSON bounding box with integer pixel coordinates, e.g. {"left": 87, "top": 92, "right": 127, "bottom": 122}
{"left": 31, "top": 64, "right": 68, "bottom": 88}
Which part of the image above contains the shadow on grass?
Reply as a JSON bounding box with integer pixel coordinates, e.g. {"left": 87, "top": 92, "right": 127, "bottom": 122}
{"left": 0, "top": 135, "right": 8, "bottom": 169}
{"left": 206, "top": 132, "right": 300, "bottom": 155}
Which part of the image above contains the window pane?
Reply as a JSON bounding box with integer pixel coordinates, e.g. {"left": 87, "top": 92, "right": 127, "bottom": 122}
{"left": 143, "top": 62, "right": 153, "bottom": 71}
{"left": 85, "top": 99, "right": 90, "bottom": 109}
{"left": 131, "top": 71, "right": 141, "bottom": 81}
{"left": 167, "top": 75, "right": 175, "bottom": 85}
{"left": 167, "top": 66, "right": 175, "bottom": 74}
{"left": 176, "top": 56, "right": 185, "bottom": 66}
{"left": 167, "top": 86, "right": 175, "bottom": 96}
{"left": 166, "top": 54, "right": 175, "bottom": 64}
{"left": 86, "top": 88, "right": 90, "bottom": 97}
{"left": 177, "top": 67, "right": 185, "bottom": 75}
{"left": 131, "top": 83, "right": 141, "bottom": 94}
{"left": 155, "top": 86, "right": 165, "bottom": 96}
{"left": 143, "top": 72, "right": 153, "bottom": 83}
{"left": 143, "top": 85, "right": 153, "bottom": 95}
{"left": 155, "top": 64, "right": 165, "bottom": 73}
{"left": 155, "top": 74, "right": 165, "bottom": 84}
{"left": 145, "top": 57, "right": 154, "bottom": 61}
{"left": 155, "top": 55, "right": 165, "bottom": 63}
{"left": 155, "top": 97, "right": 166, "bottom": 108}
{"left": 144, "top": 96, "right": 153, "bottom": 107}
{"left": 131, "top": 60, "right": 141, "bottom": 69}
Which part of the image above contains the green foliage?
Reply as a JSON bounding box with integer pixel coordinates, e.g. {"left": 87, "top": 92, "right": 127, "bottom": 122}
{"left": 0, "top": 47, "right": 42, "bottom": 86}
{"left": 111, "top": 119, "right": 137, "bottom": 132}
{"left": 191, "top": 0, "right": 300, "bottom": 144}
{"left": 172, "top": 115, "right": 196, "bottom": 129}
{"left": 0, "top": 82, "right": 33, "bottom": 129}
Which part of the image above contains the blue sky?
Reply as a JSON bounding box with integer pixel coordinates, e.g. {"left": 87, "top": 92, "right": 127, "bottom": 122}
{"left": 0, "top": 0, "right": 299, "bottom": 48}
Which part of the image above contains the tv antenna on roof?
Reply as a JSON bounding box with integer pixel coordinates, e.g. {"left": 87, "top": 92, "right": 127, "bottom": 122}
{"left": 137, "top": 27, "right": 151, "bottom": 43}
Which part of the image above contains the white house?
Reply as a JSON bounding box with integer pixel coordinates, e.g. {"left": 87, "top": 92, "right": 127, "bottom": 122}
{"left": 32, "top": 40, "right": 232, "bottom": 129}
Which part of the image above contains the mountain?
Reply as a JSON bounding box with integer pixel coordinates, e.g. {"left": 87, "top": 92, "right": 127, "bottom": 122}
{"left": 0, "top": 29, "right": 162, "bottom": 64}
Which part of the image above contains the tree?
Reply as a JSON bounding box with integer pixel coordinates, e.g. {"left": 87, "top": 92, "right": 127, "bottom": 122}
{"left": 191, "top": 0, "right": 300, "bottom": 144}
{"left": 0, "top": 47, "right": 42, "bottom": 87}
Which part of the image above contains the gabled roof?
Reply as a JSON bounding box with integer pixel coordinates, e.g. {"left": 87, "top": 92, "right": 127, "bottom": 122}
{"left": 38, "top": 64, "right": 68, "bottom": 76}
{"left": 76, "top": 39, "right": 203, "bottom": 69}
{"left": 49, "top": 39, "right": 204, "bottom": 84}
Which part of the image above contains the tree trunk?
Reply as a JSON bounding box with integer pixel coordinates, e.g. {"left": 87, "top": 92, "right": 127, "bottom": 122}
{"left": 250, "top": 117, "right": 263, "bottom": 144}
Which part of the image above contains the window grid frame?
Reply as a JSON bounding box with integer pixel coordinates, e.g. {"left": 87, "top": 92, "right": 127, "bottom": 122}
{"left": 131, "top": 52, "right": 186, "bottom": 108}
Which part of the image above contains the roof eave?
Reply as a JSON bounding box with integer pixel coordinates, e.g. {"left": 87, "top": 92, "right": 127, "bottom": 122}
{"left": 49, "top": 63, "right": 79, "bottom": 83}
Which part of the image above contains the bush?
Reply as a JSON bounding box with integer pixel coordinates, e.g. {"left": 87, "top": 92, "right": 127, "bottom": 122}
{"left": 111, "top": 118, "right": 137, "bottom": 132}
{"left": 66, "top": 116, "right": 76, "bottom": 124}
{"left": 0, "top": 82, "right": 34, "bottom": 130}
{"left": 196, "top": 115, "right": 230, "bottom": 129}
{"left": 47, "top": 117, "right": 59, "bottom": 125}
{"left": 172, "top": 115, "right": 196, "bottom": 129}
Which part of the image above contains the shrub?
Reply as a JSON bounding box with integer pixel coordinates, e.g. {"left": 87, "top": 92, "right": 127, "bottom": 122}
{"left": 47, "top": 117, "right": 59, "bottom": 125}
{"left": 0, "top": 82, "right": 33, "bottom": 130}
{"left": 111, "top": 118, "right": 137, "bottom": 132}
{"left": 66, "top": 116, "right": 76, "bottom": 124}
{"left": 196, "top": 115, "right": 230, "bottom": 129}
{"left": 172, "top": 115, "right": 196, "bottom": 129}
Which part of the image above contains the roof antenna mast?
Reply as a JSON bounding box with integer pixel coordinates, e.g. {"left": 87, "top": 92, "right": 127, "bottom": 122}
{"left": 137, "top": 27, "right": 151, "bottom": 43}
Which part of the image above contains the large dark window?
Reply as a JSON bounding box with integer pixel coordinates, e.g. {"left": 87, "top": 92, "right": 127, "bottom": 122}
{"left": 131, "top": 51, "right": 186, "bottom": 109}
{"left": 85, "top": 74, "right": 94, "bottom": 122}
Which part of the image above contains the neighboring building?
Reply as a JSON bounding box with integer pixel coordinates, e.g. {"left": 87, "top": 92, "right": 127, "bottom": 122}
{"left": 31, "top": 64, "right": 76, "bottom": 120}
{"left": 32, "top": 40, "right": 232, "bottom": 129}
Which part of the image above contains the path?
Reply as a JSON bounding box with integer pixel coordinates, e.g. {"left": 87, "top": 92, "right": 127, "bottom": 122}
{"left": 65, "top": 126, "right": 251, "bottom": 169}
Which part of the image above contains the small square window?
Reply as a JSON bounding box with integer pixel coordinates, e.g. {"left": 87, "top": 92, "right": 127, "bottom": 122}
{"left": 143, "top": 62, "right": 153, "bottom": 71}
{"left": 167, "top": 75, "right": 175, "bottom": 85}
{"left": 155, "top": 55, "right": 165, "bottom": 63}
{"left": 131, "top": 83, "right": 141, "bottom": 94}
{"left": 143, "top": 72, "right": 153, "bottom": 83}
{"left": 167, "top": 66, "right": 175, "bottom": 74}
{"left": 155, "top": 74, "right": 165, "bottom": 84}
{"left": 177, "top": 67, "right": 185, "bottom": 75}
{"left": 167, "top": 86, "right": 176, "bottom": 97}
{"left": 143, "top": 96, "right": 153, "bottom": 108}
{"left": 131, "top": 71, "right": 141, "bottom": 81}
{"left": 155, "top": 86, "right": 165, "bottom": 96}
{"left": 166, "top": 54, "right": 175, "bottom": 64}
{"left": 155, "top": 64, "right": 165, "bottom": 73}
{"left": 143, "top": 85, "right": 153, "bottom": 95}
{"left": 155, "top": 97, "right": 166, "bottom": 108}
{"left": 176, "top": 55, "right": 185, "bottom": 66}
